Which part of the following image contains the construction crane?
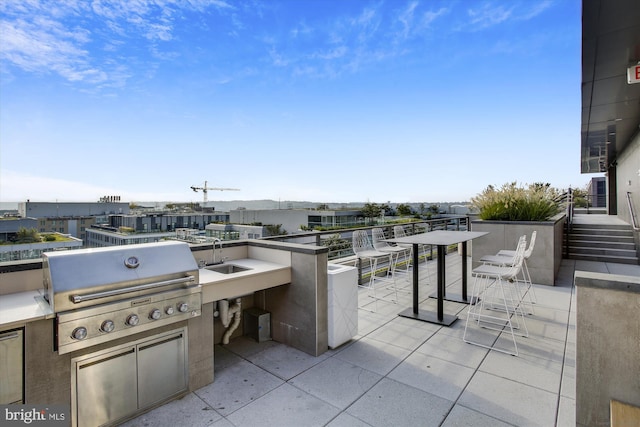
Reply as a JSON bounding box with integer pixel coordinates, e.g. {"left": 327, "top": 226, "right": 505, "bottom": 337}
{"left": 190, "top": 181, "right": 240, "bottom": 204}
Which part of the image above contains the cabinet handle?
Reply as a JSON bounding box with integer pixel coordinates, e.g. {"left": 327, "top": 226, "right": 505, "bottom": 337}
{"left": 139, "top": 333, "right": 183, "bottom": 352}
{"left": 71, "top": 276, "right": 196, "bottom": 303}
{"left": 79, "top": 348, "right": 135, "bottom": 369}
{"left": 0, "top": 333, "right": 20, "bottom": 341}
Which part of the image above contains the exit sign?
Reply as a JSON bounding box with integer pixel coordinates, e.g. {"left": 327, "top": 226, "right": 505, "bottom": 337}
{"left": 628, "top": 64, "right": 640, "bottom": 84}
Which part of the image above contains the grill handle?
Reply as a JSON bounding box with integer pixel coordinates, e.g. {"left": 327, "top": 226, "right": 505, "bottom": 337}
{"left": 71, "top": 276, "right": 196, "bottom": 304}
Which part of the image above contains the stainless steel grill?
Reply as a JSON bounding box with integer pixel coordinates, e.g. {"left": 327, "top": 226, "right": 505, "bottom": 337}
{"left": 43, "top": 241, "right": 202, "bottom": 355}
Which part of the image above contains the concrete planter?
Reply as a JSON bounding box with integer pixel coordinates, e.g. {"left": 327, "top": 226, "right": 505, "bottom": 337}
{"left": 470, "top": 213, "right": 566, "bottom": 286}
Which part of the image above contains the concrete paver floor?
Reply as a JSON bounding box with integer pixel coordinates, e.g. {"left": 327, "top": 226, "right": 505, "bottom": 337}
{"left": 122, "top": 246, "right": 640, "bottom": 427}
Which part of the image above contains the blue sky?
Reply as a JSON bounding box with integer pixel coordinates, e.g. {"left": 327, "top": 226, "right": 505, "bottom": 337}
{"left": 0, "top": 0, "right": 586, "bottom": 204}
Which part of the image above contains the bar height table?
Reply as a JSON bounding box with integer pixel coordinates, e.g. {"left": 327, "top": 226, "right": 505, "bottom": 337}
{"left": 385, "top": 230, "right": 488, "bottom": 326}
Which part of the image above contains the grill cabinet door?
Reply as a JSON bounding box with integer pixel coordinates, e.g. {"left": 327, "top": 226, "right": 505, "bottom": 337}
{"left": 76, "top": 347, "right": 137, "bottom": 427}
{"left": 137, "top": 331, "right": 187, "bottom": 408}
{"left": 0, "top": 329, "right": 23, "bottom": 404}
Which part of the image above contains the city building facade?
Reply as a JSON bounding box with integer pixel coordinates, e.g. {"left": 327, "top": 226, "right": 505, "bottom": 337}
{"left": 229, "top": 209, "right": 361, "bottom": 234}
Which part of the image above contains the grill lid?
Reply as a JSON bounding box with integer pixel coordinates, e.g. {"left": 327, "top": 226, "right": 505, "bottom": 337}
{"left": 44, "top": 241, "right": 199, "bottom": 313}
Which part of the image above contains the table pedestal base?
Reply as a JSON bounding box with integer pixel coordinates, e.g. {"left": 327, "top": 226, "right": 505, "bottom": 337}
{"left": 398, "top": 308, "right": 458, "bottom": 326}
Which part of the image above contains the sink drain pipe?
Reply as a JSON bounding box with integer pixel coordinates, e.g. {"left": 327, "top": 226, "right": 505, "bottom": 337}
{"left": 218, "top": 298, "right": 242, "bottom": 345}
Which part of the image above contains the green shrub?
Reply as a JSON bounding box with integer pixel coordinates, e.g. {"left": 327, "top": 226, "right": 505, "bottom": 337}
{"left": 471, "top": 182, "right": 561, "bottom": 221}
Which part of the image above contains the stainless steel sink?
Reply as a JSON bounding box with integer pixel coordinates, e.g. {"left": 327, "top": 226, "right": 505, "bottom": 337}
{"left": 204, "top": 264, "right": 252, "bottom": 274}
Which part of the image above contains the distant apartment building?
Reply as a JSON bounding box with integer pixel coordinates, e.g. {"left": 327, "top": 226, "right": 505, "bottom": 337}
{"left": 18, "top": 201, "right": 129, "bottom": 218}
{"left": 17, "top": 201, "right": 130, "bottom": 241}
{"left": 587, "top": 177, "right": 607, "bottom": 208}
{"left": 205, "top": 223, "right": 265, "bottom": 240}
{"left": 109, "top": 213, "right": 229, "bottom": 232}
{"left": 229, "top": 209, "right": 361, "bottom": 234}
{"left": 36, "top": 216, "right": 97, "bottom": 242}
{"left": 85, "top": 212, "right": 230, "bottom": 247}
{"left": 85, "top": 226, "right": 176, "bottom": 248}
{"left": 0, "top": 218, "right": 38, "bottom": 242}
{"left": 0, "top": 217, "right": 83, "bottom": 261}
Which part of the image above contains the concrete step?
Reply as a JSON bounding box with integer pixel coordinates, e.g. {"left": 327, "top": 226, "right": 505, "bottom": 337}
{"left": 567, "top": 240, "right": 636, "bottom": 250}
{"left": 566, "top": 221, "right": 638, "bottom": 265}
{"left": 569, "top": 228, "right": 634, "bottom": 237}
{"left": 567, "top": 252, "right": 639, "bottom": 265}
{"left": 568, "top": 245, "right": 638, "bottom": 258}
{"left": 570, "top": 223, "right": 631, "bottom": 230}
{"left": 569, "top": 233, "right": 634, "bottom": 243}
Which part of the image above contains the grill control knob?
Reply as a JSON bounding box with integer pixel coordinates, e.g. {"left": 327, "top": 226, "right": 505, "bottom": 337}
{"left": 149, "top": 309, "right": 161, "bottom": 320}
{"left": 126, "top": 314, "right": 139, "bottom": 326}
{"left": 177, "top": 303, "right": 189, "bottom": 313}
{"left": 165, "top": 306, "right": 175, "bottom": 315}
{"left": 72, "top": 327, "right": 88, "bottom": 340}
{"left": 101, "top": 320, "right": 115, "bottom": 333}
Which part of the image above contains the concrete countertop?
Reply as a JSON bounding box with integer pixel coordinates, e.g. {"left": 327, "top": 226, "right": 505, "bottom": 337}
{"left": 198, "top": 258, "right": 291, "bottom": 302}
{"left": 0, "top": 290, "right": 54, "bottom": 330}
{"left": 0, "top": 259, "right": 290, "bottom": 329}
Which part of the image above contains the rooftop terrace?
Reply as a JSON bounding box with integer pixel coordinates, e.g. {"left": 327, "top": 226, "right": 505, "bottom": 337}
{"left": 122, "top": 242, "right": 640, "bottom": 427}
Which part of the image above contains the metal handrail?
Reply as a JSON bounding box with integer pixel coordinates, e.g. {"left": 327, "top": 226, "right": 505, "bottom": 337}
{"left": 565, "top": 188, "right": 574, "bottom": 229}
{"left": 557, "top": 188, "right": 574, "bottom": 259}
{"left": 627, "top": 192, "right": 640, "bottom": 231}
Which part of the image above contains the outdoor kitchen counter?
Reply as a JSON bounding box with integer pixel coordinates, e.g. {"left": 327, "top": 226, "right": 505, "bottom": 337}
{"left": 199, "top": 258, "right": 291, "bottom": 302}
{"left": 0, "top": 290, "right": 53, "bottom": 330}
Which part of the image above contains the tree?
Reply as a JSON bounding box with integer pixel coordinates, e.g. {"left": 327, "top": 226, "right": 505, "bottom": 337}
{"left": 396, "top": 204, "right": 413, "bottom": 216}
{"left": 360, "top": 203, "right": 382, "bottom": 225}
{"left": 380, "top": 203, "right": 395, "bottom": 216}
{"left": 316, "top": 204, "right": 329, "bottom": 210}
{"left": 571, "top": 187, "right": 589, "bottom": 208}
{"left": 264, "top": 224, "right": 287, "bottom": 236}
{"left": 14, "top": 227, "right": 41, "bottom": 244}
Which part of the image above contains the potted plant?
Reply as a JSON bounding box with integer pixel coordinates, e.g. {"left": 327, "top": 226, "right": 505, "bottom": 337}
{"left": 469, "top": 182, "right": 566, "bottom": 286}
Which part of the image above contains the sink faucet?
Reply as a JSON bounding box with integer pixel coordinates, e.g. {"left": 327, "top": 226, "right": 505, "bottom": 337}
{"left": 211, "top": 238, "right": 224, "bottom": 265}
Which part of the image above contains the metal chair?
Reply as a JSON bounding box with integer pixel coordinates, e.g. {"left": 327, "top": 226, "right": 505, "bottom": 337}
{"left": 393, "top": 225, "right": 428, "bottom": 266}
{"left": 372, "top": 227, "right": 411, "bottom": 294}
{"left": 372, "top": 228, "right": 411, "bottom": 275}
{"left": 352, "top": 230, "right": 395, "bottom": 311}
{"left": 464, "top": 235, "right": 528, "bottom": 356}
{"left": 480, "top": 231, "right": 537, "bottom": 313}
{"left": 496, "top": 230, "right": 537, "bottom": 306}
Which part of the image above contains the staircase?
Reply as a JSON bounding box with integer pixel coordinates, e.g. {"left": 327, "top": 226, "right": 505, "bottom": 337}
{"left": 567, "top": 221, "right": 639, "bottom": 265}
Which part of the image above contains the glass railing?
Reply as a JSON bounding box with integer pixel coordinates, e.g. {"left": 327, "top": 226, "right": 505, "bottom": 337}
{"left": 260, "top": 215, "right": 470, "bottom": 284}
{"left": 261, "top": 215, "right": 469, "bottom": 259}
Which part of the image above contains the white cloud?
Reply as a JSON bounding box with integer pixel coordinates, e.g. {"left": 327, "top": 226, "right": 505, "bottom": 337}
{"left": 392, "top": 3, "right": 448, "bottom": 42}
{"left": 396, "top": 1, "right": 419, "bottom": 40}
{"left": 467, "top": 4, "right": 513, "bottom": 30}
{"left": 350, "top": 5, "right": 382, "bottom": 44}
{"left": 0, "top": 18, "right": 90, "bottom": 74}
{"left": 311, "top": 46, "right": 348, "bottom": 61}
{"left": 422, "top": 7, "right": 449, "bottom": 27}
{"left": 463, "top": 1, "right": 553, "bottom": 32}
{"left": 0, "top": 0, "right": 234, "bottom": 88}
{"left": 519, "top": 0, "right": 554, "bottom": 21}
{"left": 268, "top": 47, "right": 290, "bottom": 67}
